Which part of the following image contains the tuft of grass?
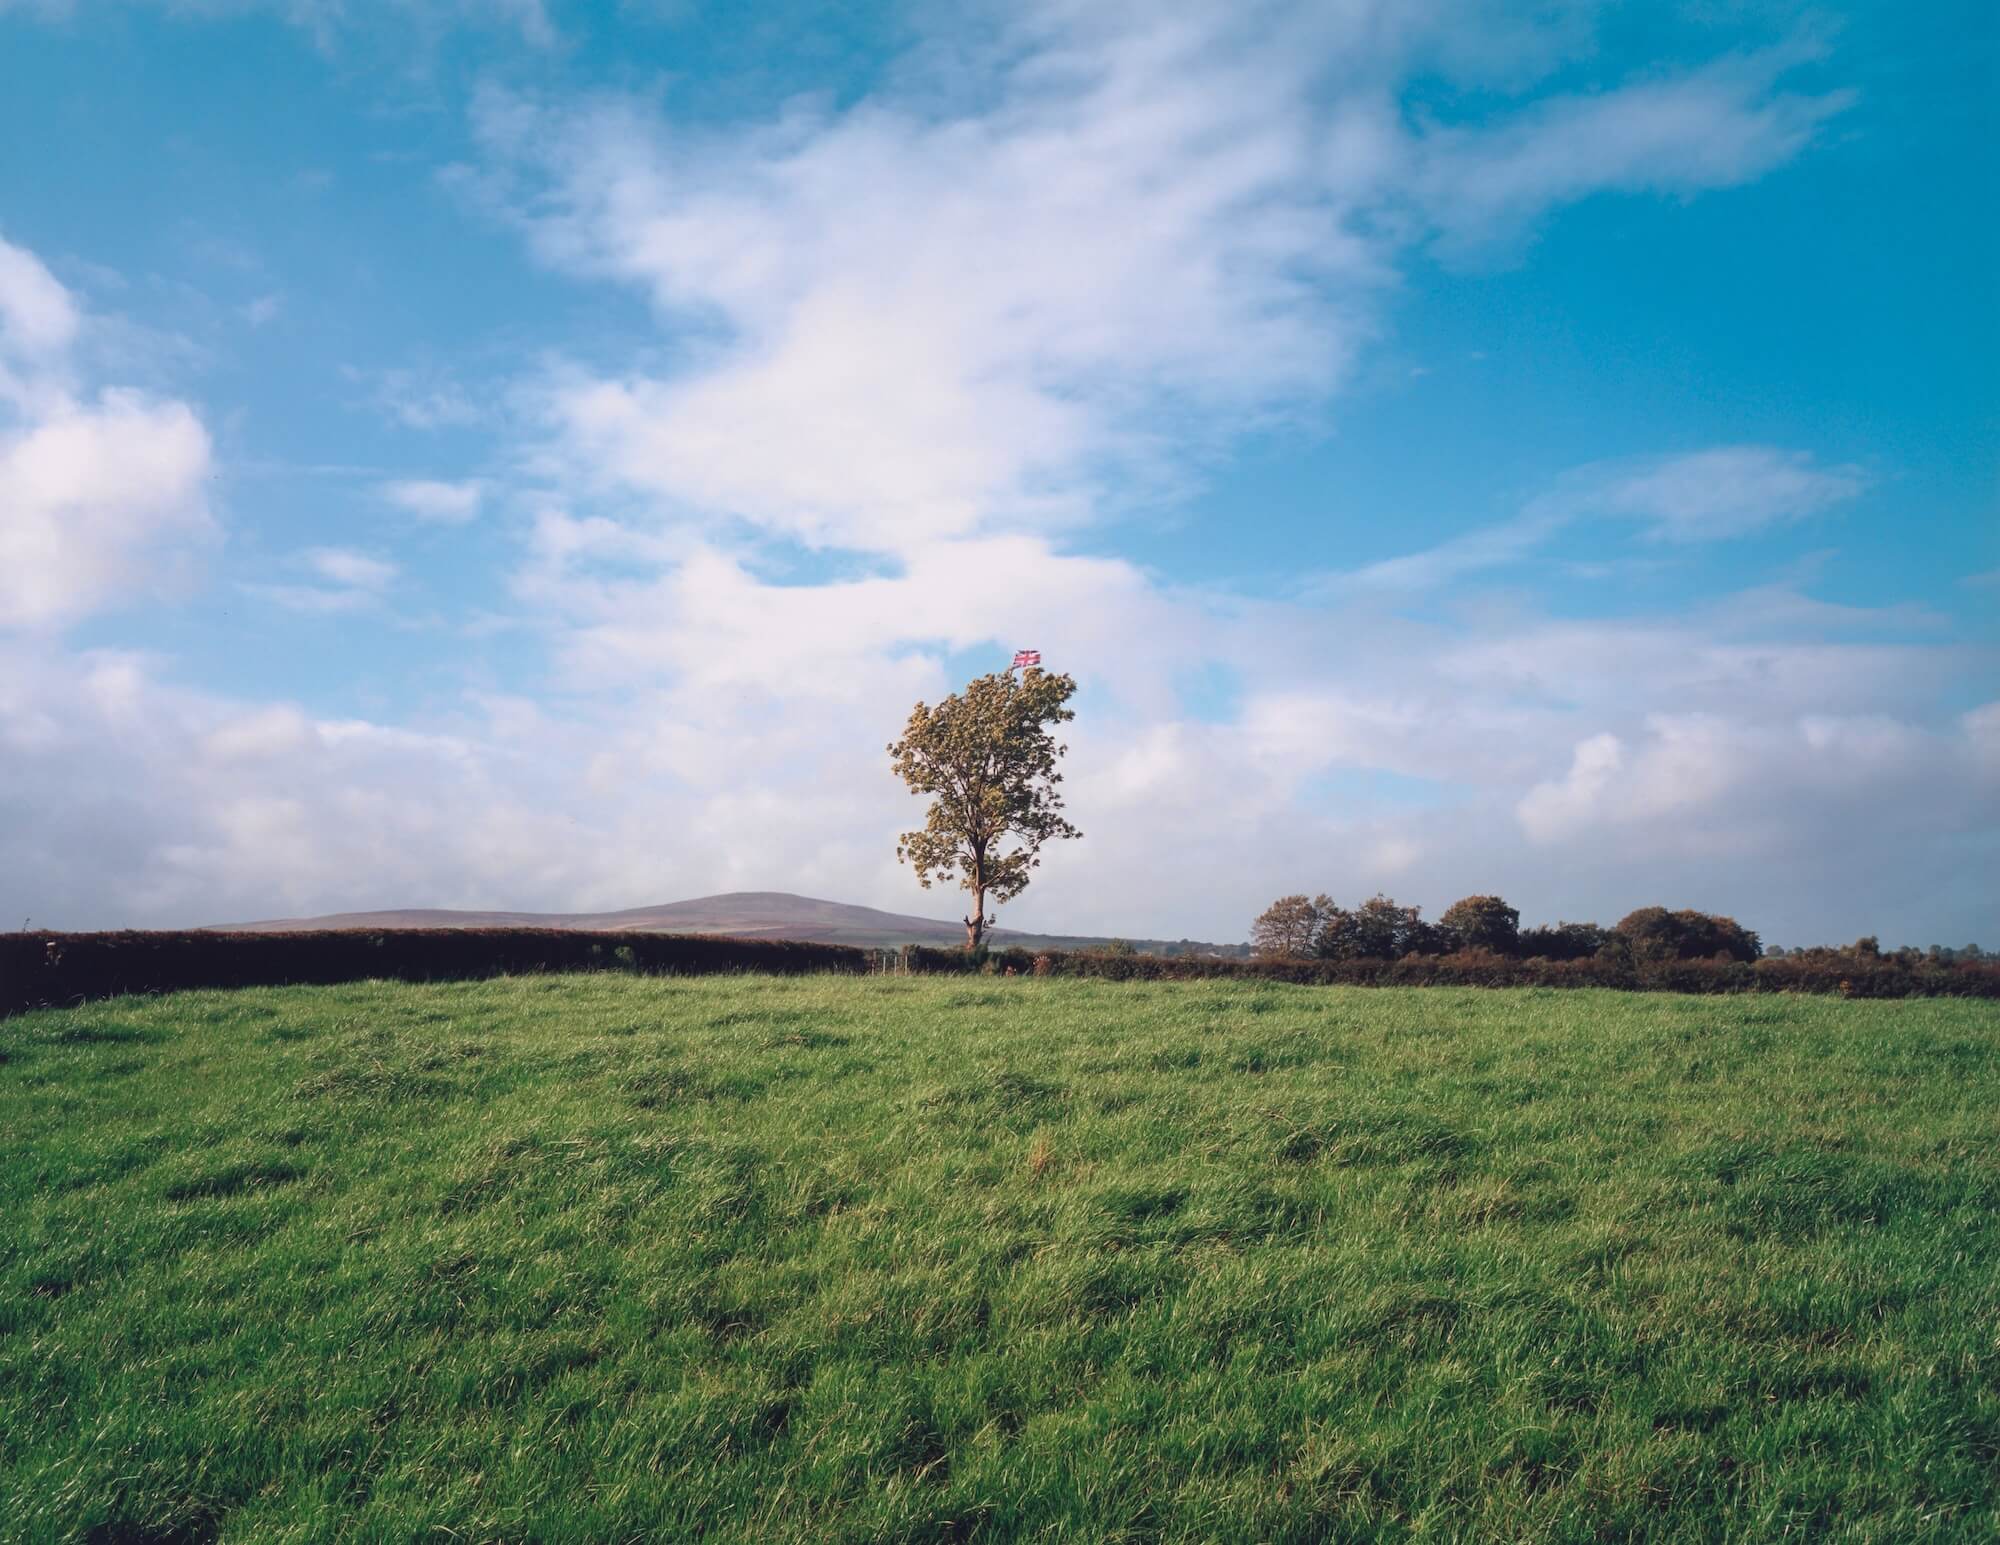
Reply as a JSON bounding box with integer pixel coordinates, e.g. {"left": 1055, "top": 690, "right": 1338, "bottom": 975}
{"left": 1, "top": 976, "right": 1996, "bottom": 1542}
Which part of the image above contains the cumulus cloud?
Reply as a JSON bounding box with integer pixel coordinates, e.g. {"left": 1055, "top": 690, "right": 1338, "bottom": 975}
{"left": 0, "top": 234, "right": 216, "bottom": 632}
{"left": 3, "top": 577, "right": 1989, "bottom": 945}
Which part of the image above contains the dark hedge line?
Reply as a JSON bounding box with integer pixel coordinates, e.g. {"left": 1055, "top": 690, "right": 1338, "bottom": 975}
{"left": 904, "top": 944, "right": 2000, "bottom": 997}
{"left": 0, "top": 929, "right": 869, "bottom": 1019}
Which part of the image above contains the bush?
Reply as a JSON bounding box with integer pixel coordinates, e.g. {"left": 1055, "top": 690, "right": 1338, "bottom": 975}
{"left": 0, "top": 928, "right": 868, "bottom": 1020}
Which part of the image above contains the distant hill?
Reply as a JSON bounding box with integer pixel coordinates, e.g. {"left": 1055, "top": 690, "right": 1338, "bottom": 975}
{"left": 211, "top": 890, "right": 1248, "bottom": 957}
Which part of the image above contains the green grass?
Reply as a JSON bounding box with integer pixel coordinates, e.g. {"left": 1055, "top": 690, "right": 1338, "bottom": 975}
{"left": 3, "top": 976, "right": 1996, "bottom": 1543}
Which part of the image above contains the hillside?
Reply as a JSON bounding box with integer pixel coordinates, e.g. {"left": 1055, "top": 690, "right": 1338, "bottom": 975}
{"left": 213, "top": 889, "right": 1246, "bottom": 955}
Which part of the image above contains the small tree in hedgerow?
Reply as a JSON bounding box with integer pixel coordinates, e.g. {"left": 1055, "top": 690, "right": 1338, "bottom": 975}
{"left": 888, "top": 664, "right": 1081, "bottom": 951}
{"left": 1252, "top": 894, "right": 1331, "bottom": 960}
{"left": 1438, "top": 894, "right": 1521, "bottom": 956}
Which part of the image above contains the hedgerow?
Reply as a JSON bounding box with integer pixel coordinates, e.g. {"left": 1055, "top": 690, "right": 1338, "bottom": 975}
{"left": 6, "top": 927, "right": 1991, "bottom": 1020}
{"left": 904, "top": 943, "right": 2000, "bottom": 996}
{"left": 0, "top": 929, "right": 867, "bottom": 1019}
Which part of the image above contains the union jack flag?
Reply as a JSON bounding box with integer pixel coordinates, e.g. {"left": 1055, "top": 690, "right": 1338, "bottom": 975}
{"left": 1011, "top": 649, "right": 1041, "bottom": 670}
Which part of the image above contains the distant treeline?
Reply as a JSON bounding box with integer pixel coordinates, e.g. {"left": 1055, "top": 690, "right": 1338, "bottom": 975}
{"left": 1220, "top": 891, "right": 1996, "bottom": 994}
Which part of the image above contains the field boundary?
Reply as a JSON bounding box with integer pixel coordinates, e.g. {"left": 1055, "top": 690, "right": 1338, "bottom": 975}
{"left": 5, "top": 928, "right": 1998, "bottom": 1017}
{"left": 0, "top": 928, "right": 868, "bottom": 1019}
{"left": 911, "top": 944, "right": 2000, "bottom": 997}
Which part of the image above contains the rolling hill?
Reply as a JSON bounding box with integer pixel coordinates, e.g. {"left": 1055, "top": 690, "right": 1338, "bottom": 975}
{"left": 211, "top": 890, "right": 1245, "bottom": 955}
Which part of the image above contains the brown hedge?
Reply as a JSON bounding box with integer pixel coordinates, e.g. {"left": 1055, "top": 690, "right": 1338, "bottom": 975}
{"left": 905, "top": 944, "right": 2000, "bottom": 997}
{"left": 0, "top": 928, "right": 868, "bottom": 1019}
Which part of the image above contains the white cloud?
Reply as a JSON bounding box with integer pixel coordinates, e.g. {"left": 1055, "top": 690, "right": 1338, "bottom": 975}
{"left": 347, "top": 365, "right": 483, "bottom": 430}
{"left": 4, "top": 0, "right": 560, "bottom": 47}
{"left": 1594, "top": 445, "right": 1866, "bottom": 542}
{"left": 0, "top": 234, "right": 80, "bottom": 358}
{"left": 0, "top": 236, "right": 217, "bottom": 632}
{"left": 381, "top": 477, "right": 485, "bottom": 522}
{"left": 305, "top": 547, "right": 397, "bottom": 589}
{"left": 2, "top": 6, "right": 1984, "bottom": 950}
{"left": 1328, "top": 445, "right": 1867, "bottom": 593}
{"left": 244, "top": 547, "right": 399, "bottom": 613}
{"left": 1415, "top": 43, "right": 1854, "bottom": 251}
{"left": 473, "top": 6, "right": 1846, "bottom": 563}
{"left": 0, "top": 569, "right": 1992, "bottom": 945}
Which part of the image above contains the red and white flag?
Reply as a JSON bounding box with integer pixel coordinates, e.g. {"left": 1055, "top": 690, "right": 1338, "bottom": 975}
{"left": 1011, "top": 649, "right": 1041, "bottom": 670}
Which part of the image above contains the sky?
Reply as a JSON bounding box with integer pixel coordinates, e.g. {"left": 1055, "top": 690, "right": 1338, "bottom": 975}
{"left": 0, "top": 0, "right": 1994, "bottom": 946}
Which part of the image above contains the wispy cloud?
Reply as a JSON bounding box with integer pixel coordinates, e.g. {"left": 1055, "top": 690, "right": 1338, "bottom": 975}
{"left": 381, "top": 477, "right": 485, "bottom": 523}
{"left": 347, "top": 364, "right": 483, "bottom": 431}
{"left": 475, "top": 3, "right": 1844, "bottom": 561}
{"left": 306, "top": 547, "right": 397, "bottom": 590}
{"left": 1414, "top": 42, "right": 1854, "bottom": 253}
{"left": 1328, "top": 445, "right": 1867, "bottom": 594}
{"left": 243, "top": 547, "right": 400, "bottom": 614}
{"left": 1595, "top": 446, "right": 1865, "bottom": 542}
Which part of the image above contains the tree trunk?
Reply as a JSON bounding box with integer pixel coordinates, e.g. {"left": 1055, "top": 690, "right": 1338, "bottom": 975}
{"left": 964, "top": 850, "right": 988, "bottom": 951}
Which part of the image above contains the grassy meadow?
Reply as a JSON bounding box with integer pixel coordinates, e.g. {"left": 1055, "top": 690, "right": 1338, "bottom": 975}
{"left": 3, "top": 975, "right": 1996, "bottom": 1542}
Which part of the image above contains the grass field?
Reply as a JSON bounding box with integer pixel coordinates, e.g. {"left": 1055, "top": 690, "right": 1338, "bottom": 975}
{"left": 3, "top": 976, "right": 1996, "bottom": 1542}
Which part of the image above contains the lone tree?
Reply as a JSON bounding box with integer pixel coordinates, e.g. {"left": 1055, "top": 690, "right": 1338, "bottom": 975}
{"left": 888, "top": 665, "right": 1081, "bottom": 950}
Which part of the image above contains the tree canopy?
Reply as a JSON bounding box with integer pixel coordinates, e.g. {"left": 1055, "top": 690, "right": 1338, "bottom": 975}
{"left": 888, "top": 666, "right": 1081, "bottom": 950}
{"left": 1438, "top": 895, "right": 1521, "bottom": 955}
{"left": 1251, "top": 894, "right": 1329, "bottom": 960}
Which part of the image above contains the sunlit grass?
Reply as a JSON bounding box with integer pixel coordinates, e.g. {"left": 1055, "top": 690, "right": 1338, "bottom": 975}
{"left": 3, "top": 976, "right": 1996, "bottom": 1541}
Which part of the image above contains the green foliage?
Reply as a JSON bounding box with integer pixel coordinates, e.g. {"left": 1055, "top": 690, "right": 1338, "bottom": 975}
{"left": 1250, "top": 893, "right": 1328, "bottom": 959}
{"left": 888, "top": 667, "right": 1081, "bottom": 949}
{"left": 1616, "top": 907, "right": 1763, "bottom": 964}
{"left": 1439, "top": 894, "right": 1522, "bottom": 955}
{"left": 1519, "top": 921, "right": 1611, "bottom": 962}
{"left": 4, "top": 977, "right": 1997, "bottom": 1541}
{"left": 1319, "top": 893, "right": 1435, "bottom": 960}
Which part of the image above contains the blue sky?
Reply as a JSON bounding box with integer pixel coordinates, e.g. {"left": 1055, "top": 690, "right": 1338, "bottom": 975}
{"left": 1, "top": 0, "right": 1994, "bottom": 943}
